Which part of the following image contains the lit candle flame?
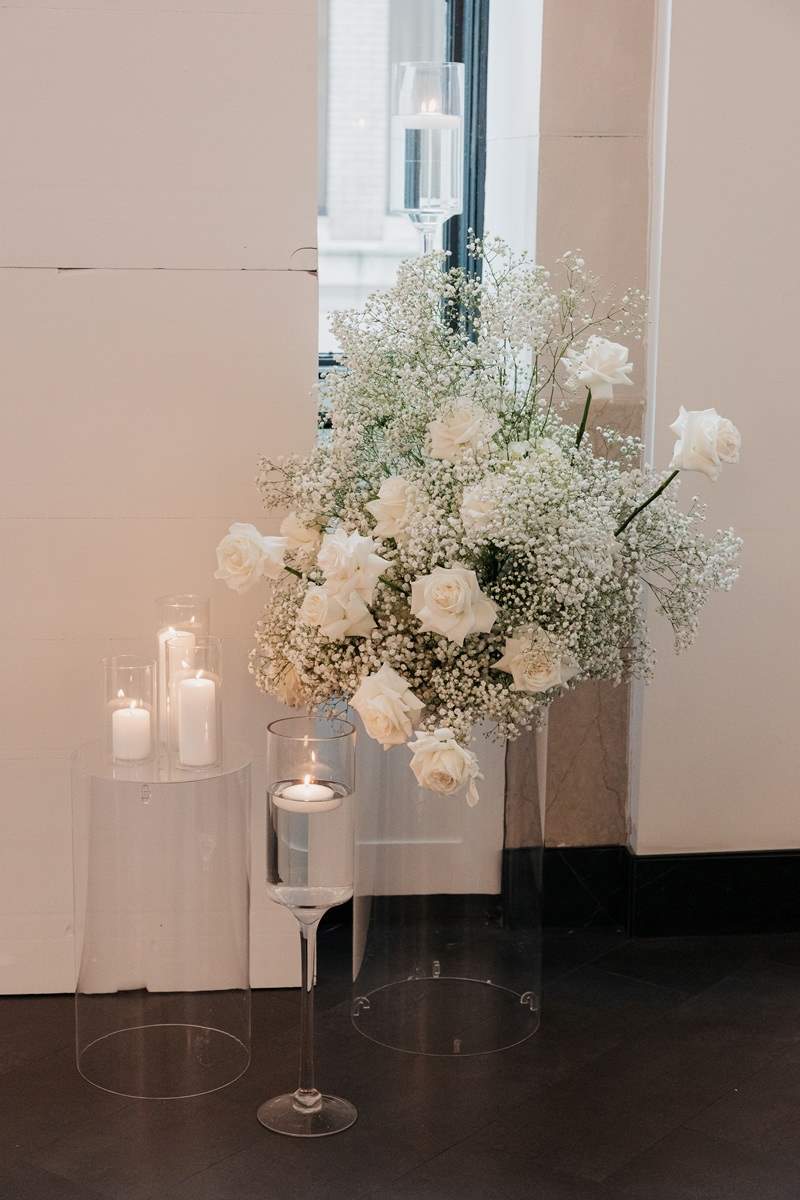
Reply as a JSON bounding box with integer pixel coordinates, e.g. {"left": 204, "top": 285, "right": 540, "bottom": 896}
{"left": 117, "top": 689, "right": 125, "bottom": 699}
{"left": 303, "top": 774, "right": 311, "bottom": 786}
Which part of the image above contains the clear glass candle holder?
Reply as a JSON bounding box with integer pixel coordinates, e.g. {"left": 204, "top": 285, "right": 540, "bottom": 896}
{"left": 259, "top": 715, "right": 357, "bottom": 1138}
{"left": 390, "top": 61, "right": 464, "bottom": 253}
{"left": 156, "top": 594, "right": 210, "bottom": 751}
{"left": 104, "top": 656, "right": 156, "bottom": 765}
{"left": 165, "top": 635, "right": 222, "bottom": 771}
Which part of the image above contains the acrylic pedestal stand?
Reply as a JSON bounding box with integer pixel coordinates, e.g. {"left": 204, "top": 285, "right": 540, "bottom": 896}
{"left": 71, "top": 741, "right": 251, "bottom": 1099}
{"left": 353, "top": 717, "right": 547, "bottom": 1057}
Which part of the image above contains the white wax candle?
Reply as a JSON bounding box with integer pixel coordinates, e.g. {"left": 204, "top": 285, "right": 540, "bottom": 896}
{"left": 274, "top": 778, "right": 341, "bottom": 813}
{"left": 112, "top": 704, "right": 152, "bottom": 761}
{"left": 157, "top": 627, "right": 195, "bottom": 745}
{"left": 404, "top": 110, "right": 460, "bottom": 130}
{"left": 177, "top": 674, "right": 218, "bottom": 767}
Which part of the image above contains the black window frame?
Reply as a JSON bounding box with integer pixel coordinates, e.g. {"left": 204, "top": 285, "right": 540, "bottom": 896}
{"left": 318, "top": 0, "right": 490, "bottom": 377}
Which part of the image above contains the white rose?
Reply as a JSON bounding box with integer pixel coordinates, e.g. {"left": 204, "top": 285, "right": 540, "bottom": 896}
{"left": 351, "top": 664, "right": 424, "bottom": 749}
{"left": 429, "top": 404, "right": 500, "bottom": 463}
{"left": 298, "top": 583, "right": 330, "bottom": 627}
{"left": 273, "top": 663, "right": 306, "bottom": 709}
{"left": 365, "top": 476, "right": 415, "bottom": 540}
{"left": 317, "top": 529, "right": 390, "bottom": 603}
{"left": 509, "top": 440, "right": 531, "bottom": 460}
{"left": 565, "top": 336, "right": 633, "bottom": 400}
{"left": 460, "top": 480, "right": 498, "bottom": 531}
{"left": 408, "top": 727, "right": 482, "bottom": 807}
{"left": 669, "top": 407, "right": 741, "bottom": 481}
{"left": 410, "top": 565, "right": 497, "bottom": 645}
{"left": 492, "top": 624, "right": 578, "bottom": 694}
{"left": 280, "top": 513, "right": 322, "bottom": 565}
{"left": 299, "top": 583, "right": 375, "bottom": 640}
{"left": 214, "top": 523, "right": 287, "bottom": 593}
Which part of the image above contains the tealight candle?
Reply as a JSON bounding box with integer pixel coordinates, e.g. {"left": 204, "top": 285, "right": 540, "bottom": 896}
{"left": 274, "top": 776, "right": 341, "bottom": 813}
{"left": 112, "top": 703, "right": 151, "bottom": 762}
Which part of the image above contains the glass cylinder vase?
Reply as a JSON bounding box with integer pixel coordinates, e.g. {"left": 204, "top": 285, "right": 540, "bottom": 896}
{"left": 165, "top": 634, "right": 223, "bottom": 772}
{"left": 390, "top": 60, "right": 464, "bottom": 252}
{"left": 155, "top": 593, "right": 210, "bottom": 753}
{"left": 352, "top": 722, "right": 545, "bottom": 1056}
{"left": 72, "top": 740, "right": 251, "bottom": 1099}
{"left": 104, "top": 656, "right": 155, "bottom": 765}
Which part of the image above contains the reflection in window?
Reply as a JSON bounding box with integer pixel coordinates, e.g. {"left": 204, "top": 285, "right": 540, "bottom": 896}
{"left": 318, "top": 0, "right": 447, "bottom": 354}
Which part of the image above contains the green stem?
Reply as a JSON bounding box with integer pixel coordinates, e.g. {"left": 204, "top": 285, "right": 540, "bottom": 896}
{"left": 615, "top": 470, "right": 680, "bottom": 537}
{"left": 575, "top": 388, "right": 592, "bottom": 448}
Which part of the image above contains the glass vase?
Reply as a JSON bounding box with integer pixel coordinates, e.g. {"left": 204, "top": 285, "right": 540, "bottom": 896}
{"left": 155, "top": 593, "right": 210, "bottom": 753}
{"left": 390, "top": 60, "right": 464, "bottom": 253}
{"left": 258, "top": 715, "right": 357, "bottom": 1137}
{"left": 352, "top": 720, "right": 546, "bottom": 1056}
{"left": 165, "top": 634, "right": 223, "bottom": 772}
{"left": 103, "top": 655, "right": 155, "bottom": 765}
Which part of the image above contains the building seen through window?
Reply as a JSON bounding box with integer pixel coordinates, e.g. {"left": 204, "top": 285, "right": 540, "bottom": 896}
{"left": 318, "top": 0, "right": 447, "bottom": 355}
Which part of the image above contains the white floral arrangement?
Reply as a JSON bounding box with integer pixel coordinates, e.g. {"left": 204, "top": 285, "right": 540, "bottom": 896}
{"left": 217, "top": 239, "right": 741, "bottom": 805}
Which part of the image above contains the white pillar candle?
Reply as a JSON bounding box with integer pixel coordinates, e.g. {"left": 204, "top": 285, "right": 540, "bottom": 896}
{"left": 112, "top": 704, "right": 152, "bottom": 761}
{"left": 275, "top": 777, "right": 341, "bottom": 813}
{"left": 177, "top": 674, "right": 218, "bottom": 767}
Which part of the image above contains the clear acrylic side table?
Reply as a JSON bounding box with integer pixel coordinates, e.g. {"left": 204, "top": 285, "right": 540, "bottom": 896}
{"left": 71, "top": 741, "right": 251, "bottom": 1099}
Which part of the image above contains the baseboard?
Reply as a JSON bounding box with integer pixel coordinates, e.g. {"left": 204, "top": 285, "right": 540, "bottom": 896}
{"left": 544, "top": 846, "right": 800, "bottom": 938}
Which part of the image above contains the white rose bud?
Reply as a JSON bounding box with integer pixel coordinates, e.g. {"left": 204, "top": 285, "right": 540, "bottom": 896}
{"left": 492, "top": 624, "right": 578, "bottom": 694}
{"left": 280, "top": 513, "right": 322, "bottom": 565}
{"left": 429, "top": 404, "right": 500, "bottom": 463}
{"left": 214, "top": 522, "right": 287, "bottom": 593}
{"left": 365, "top": 476, "right": 415, "bottom": 540}
{"left": 350, "top": 664, "right": 424, "bottom": 749}
{"left": 565, "top": 336, "right": 633, "bottom": 400}
{"left": 410, "top": 565, "right": 497, "bottom": 646}
{"left": 669, "top": 407, "right": 741, "bottom": 481}
{"left": 408, "top": 727, "right": 482, "bottom": 807}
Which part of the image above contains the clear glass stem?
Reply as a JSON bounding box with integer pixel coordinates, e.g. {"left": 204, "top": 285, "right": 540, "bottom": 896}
{"left": 293, "top": 914, "right": 322, "bottom": 1113}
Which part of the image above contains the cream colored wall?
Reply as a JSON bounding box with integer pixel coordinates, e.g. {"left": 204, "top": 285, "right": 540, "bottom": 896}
{"left": 633, "top": 0, "right": 800, "bottom": 853}
{"left": 0, "top": 0, "right": 318, "bottom": 990}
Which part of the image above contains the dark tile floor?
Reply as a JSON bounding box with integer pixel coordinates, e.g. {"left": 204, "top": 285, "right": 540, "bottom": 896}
{"left": 3, "top": 928, "right": 800, "bottom": 1199}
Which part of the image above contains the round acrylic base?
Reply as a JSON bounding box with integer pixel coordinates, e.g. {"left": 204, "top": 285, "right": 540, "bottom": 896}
{"left": 353, "top": 978, "right": 540, "bottom": 1057}
{"left": 257, "top": 1094, "right": 358, "bottom": 1138}
{"left": 78, "top": 1023, "right": 250, "bottom": 1100}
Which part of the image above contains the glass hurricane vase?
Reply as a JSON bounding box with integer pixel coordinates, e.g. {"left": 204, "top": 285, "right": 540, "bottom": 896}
{"left": 258, "top": 716, "right": 357, "bottom": 1137}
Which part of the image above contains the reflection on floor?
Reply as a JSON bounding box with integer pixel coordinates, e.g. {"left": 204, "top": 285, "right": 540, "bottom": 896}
{"left": 2, "top": 923, "right": 800, "bottom": 1198}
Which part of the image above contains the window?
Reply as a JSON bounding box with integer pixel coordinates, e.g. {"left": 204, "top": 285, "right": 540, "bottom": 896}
{"left": 317, "top": 0, "right": 489, "bottom": 358}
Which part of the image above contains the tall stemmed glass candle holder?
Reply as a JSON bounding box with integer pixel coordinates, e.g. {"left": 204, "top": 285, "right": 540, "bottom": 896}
{"left": 259, "top": 716, "right": 357, "bottom": 1138}
{"left": 155, "top": 594, "right": 210, "bottom": 754}
{"left": 104, "top": 656, "right": 155, "bottom": 765}
{"left": 166, "top": 635, "right": 222, "bottom": 771}
{"left": 390, "top": 61, "right": 464, "bottom": 254}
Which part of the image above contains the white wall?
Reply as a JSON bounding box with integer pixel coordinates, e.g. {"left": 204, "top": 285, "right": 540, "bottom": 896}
{"left": 633, "top": 0, "right": 800, "bottom": 853}
{"left": 0, "top": 0, "right": 318, "bottom": 990}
